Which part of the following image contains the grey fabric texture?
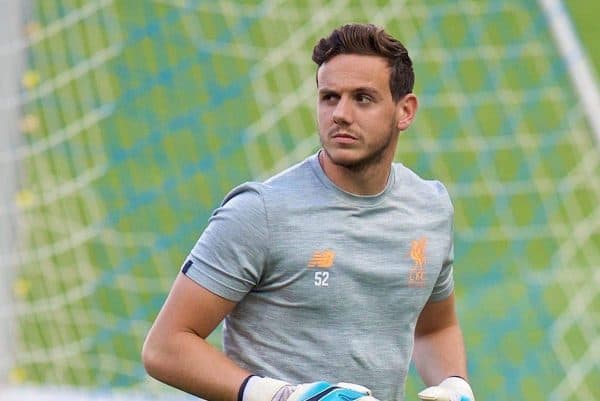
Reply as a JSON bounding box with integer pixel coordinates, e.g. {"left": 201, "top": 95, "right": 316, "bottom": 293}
{"left": 184, "top": 153, "right": 455, "bottom": 401}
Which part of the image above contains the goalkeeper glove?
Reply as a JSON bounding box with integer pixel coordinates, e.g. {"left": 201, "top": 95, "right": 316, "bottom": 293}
{"left": 239, "top": 376, "right": 378, "bottom": 401}
{"left": 418, "top": 377, "right": 474, "bottom": 401}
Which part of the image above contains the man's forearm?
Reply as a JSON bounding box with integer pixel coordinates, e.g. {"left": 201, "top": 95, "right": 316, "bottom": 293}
{"left": 412, "top": 323, "right": 467, "bottom": 386}
{"left": 142, "top": 330, "right": 250, "bottom": 401}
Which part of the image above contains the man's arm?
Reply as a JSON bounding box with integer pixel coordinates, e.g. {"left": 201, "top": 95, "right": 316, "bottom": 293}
{"left": 413, "top": 292, "right": 468, "bottom": 386}
{"left": 143, "top": 273, "right": 385, "bottom": 401}
{"left": 142, "top": 272, "right": 250, "bottom": 401}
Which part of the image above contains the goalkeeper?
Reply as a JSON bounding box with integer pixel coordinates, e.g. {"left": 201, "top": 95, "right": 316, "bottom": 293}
{"left": 143, "top": 23, "right": 475, "bottom": 401}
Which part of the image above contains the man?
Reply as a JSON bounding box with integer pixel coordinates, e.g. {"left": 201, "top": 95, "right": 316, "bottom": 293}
{"left": 142, "top": 23, "right": 475, "bottom": 401}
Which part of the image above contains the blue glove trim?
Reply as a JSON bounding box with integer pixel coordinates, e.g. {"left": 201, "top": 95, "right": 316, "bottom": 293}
{"left": 319, "top": 388, "right": 368, "bottom": 401}
{"left": 300, "top": 382, "right": 337, "bottom": 401}
{"left": 301, "top": 383, "right": 368, "bottom": 401}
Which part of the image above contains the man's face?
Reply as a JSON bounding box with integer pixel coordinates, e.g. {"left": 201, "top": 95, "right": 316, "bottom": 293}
{"left": 316, "top": 53, "right": 403, "bottom": 170}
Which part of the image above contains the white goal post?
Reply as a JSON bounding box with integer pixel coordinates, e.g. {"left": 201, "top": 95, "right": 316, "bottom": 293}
{"left": 539, "top": 0, "right": 600, "bottom": 143}
{"left": 0, "top": 0, "right": 26, "bottom": 389}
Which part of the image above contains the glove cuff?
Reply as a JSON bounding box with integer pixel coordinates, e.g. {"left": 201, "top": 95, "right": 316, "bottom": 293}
{"left": 241, "top": 376, "right": 290, "bottom": 401}
{"left": 238, "top": 375, "right": 257, "bottom": 401}
{"left": 439, "top": 377, "right": 474, "bottom": 401}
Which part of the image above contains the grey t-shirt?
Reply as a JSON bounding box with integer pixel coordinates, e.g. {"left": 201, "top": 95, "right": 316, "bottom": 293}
{"left": 183, "top": 153, "right": 455, "bottom": 401}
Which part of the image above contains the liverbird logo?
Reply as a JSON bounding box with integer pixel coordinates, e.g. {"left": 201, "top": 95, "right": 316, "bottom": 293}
{"left": 409, "top": 237, "right": 427, "bottom": 287}
{"left": 410, "top": 237, "right": 427, "bottom": 269}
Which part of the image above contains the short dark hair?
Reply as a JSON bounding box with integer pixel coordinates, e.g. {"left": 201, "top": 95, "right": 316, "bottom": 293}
{"left": 312, "top": 23, "right": 414, "bottom": 101}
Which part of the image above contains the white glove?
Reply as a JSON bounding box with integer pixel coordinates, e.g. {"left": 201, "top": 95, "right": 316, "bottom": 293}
{"left": 240, "top": 376, "right": 379, "bottom": 401}
{"left": 418, "top": 377, "right": 475, "bottom": 401}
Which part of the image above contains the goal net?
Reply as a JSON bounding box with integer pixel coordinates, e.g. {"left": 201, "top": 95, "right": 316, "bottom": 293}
{"left": 1, "top": 1, "right": 598, "bottom": 401}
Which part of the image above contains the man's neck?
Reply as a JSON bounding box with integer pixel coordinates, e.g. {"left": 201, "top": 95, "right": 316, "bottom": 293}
{"left": 318, "top": 150, "right": 392, "bottom": 196}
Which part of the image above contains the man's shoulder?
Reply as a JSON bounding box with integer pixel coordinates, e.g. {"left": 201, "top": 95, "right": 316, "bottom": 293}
{"left": 393, "top": 162, "right": 452, "bottom": 205}
{"left": 222, "top": 154, "right": 318, "bottom": 206}
{"left": 263, "top": 154, "right": 317, "bottom": 187}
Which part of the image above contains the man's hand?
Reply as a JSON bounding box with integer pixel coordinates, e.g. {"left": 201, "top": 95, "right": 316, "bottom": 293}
{"left": 241, "top": 376, "right": 378, "bottom": 401}
{"left": 418, "top": 377, "right": 474, "bottom": 401}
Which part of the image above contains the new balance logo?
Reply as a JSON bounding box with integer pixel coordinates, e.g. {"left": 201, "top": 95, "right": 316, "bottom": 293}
{"left": 307, "top": 249, "right": 335, "bottom": 268}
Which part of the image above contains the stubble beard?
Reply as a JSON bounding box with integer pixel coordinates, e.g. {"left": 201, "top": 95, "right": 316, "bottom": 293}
{"left": 320, "top": 121, "right": 398, "bottom": 173}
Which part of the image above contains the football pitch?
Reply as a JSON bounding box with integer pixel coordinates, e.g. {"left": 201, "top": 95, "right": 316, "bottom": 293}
{"left": 5, "top": 1, "right": 599, "bottom": 400}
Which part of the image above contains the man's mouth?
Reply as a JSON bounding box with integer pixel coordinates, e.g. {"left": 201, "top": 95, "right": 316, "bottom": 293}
{"left": 331, "top": 131, "right": 359, "bottom": 144}
{"left": 331, "top": 131, "right": 357, "bottom": 140}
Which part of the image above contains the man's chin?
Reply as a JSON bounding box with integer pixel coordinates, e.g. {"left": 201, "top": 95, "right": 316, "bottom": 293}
{"left": 325, "top": 145, "right": 393, "bottom": 173}
{"left": 323, "top": 150, "right": 371, "bottom": 170}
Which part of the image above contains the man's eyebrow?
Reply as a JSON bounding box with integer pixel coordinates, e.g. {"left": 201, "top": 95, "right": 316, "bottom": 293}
{"left": 318, "top": 87, "right": 337, "bottom": 94}
{"left": 353, "top": 86, "right": 380, "bottom": 96}
{"left": 318, "top": 86, "right": 380, "bottom": 95}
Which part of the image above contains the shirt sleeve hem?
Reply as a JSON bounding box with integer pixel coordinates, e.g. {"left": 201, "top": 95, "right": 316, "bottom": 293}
{"left": 183, "top": 262, "right": 247, "bottom": 302}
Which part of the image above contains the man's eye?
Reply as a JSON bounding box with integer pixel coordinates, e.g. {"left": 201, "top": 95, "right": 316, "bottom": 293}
{"left": 356, "top": 95, "right": 372, "bottom": 103}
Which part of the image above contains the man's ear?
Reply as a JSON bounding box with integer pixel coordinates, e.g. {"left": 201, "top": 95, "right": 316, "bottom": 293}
{"left": 395, "top": 93, "right": 418, "bottom": 131}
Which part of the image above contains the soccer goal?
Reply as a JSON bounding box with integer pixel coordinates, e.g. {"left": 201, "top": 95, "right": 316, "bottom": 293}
{"left": 1, "top": 1, "right": 598, "bottom": 401}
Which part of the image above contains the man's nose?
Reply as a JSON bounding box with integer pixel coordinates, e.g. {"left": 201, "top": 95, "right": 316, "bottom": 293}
{"left": 332, "top": 97, "right": 353, "bottom": 125}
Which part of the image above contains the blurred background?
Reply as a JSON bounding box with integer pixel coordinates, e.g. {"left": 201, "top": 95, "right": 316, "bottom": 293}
{"left": 0, "top": 1, "right": 598, "bottom": 400}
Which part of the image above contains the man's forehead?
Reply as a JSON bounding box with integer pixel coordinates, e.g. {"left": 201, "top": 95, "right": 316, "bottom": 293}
{"left": 317, "top": 53, "right": 390, "bottom": 90}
